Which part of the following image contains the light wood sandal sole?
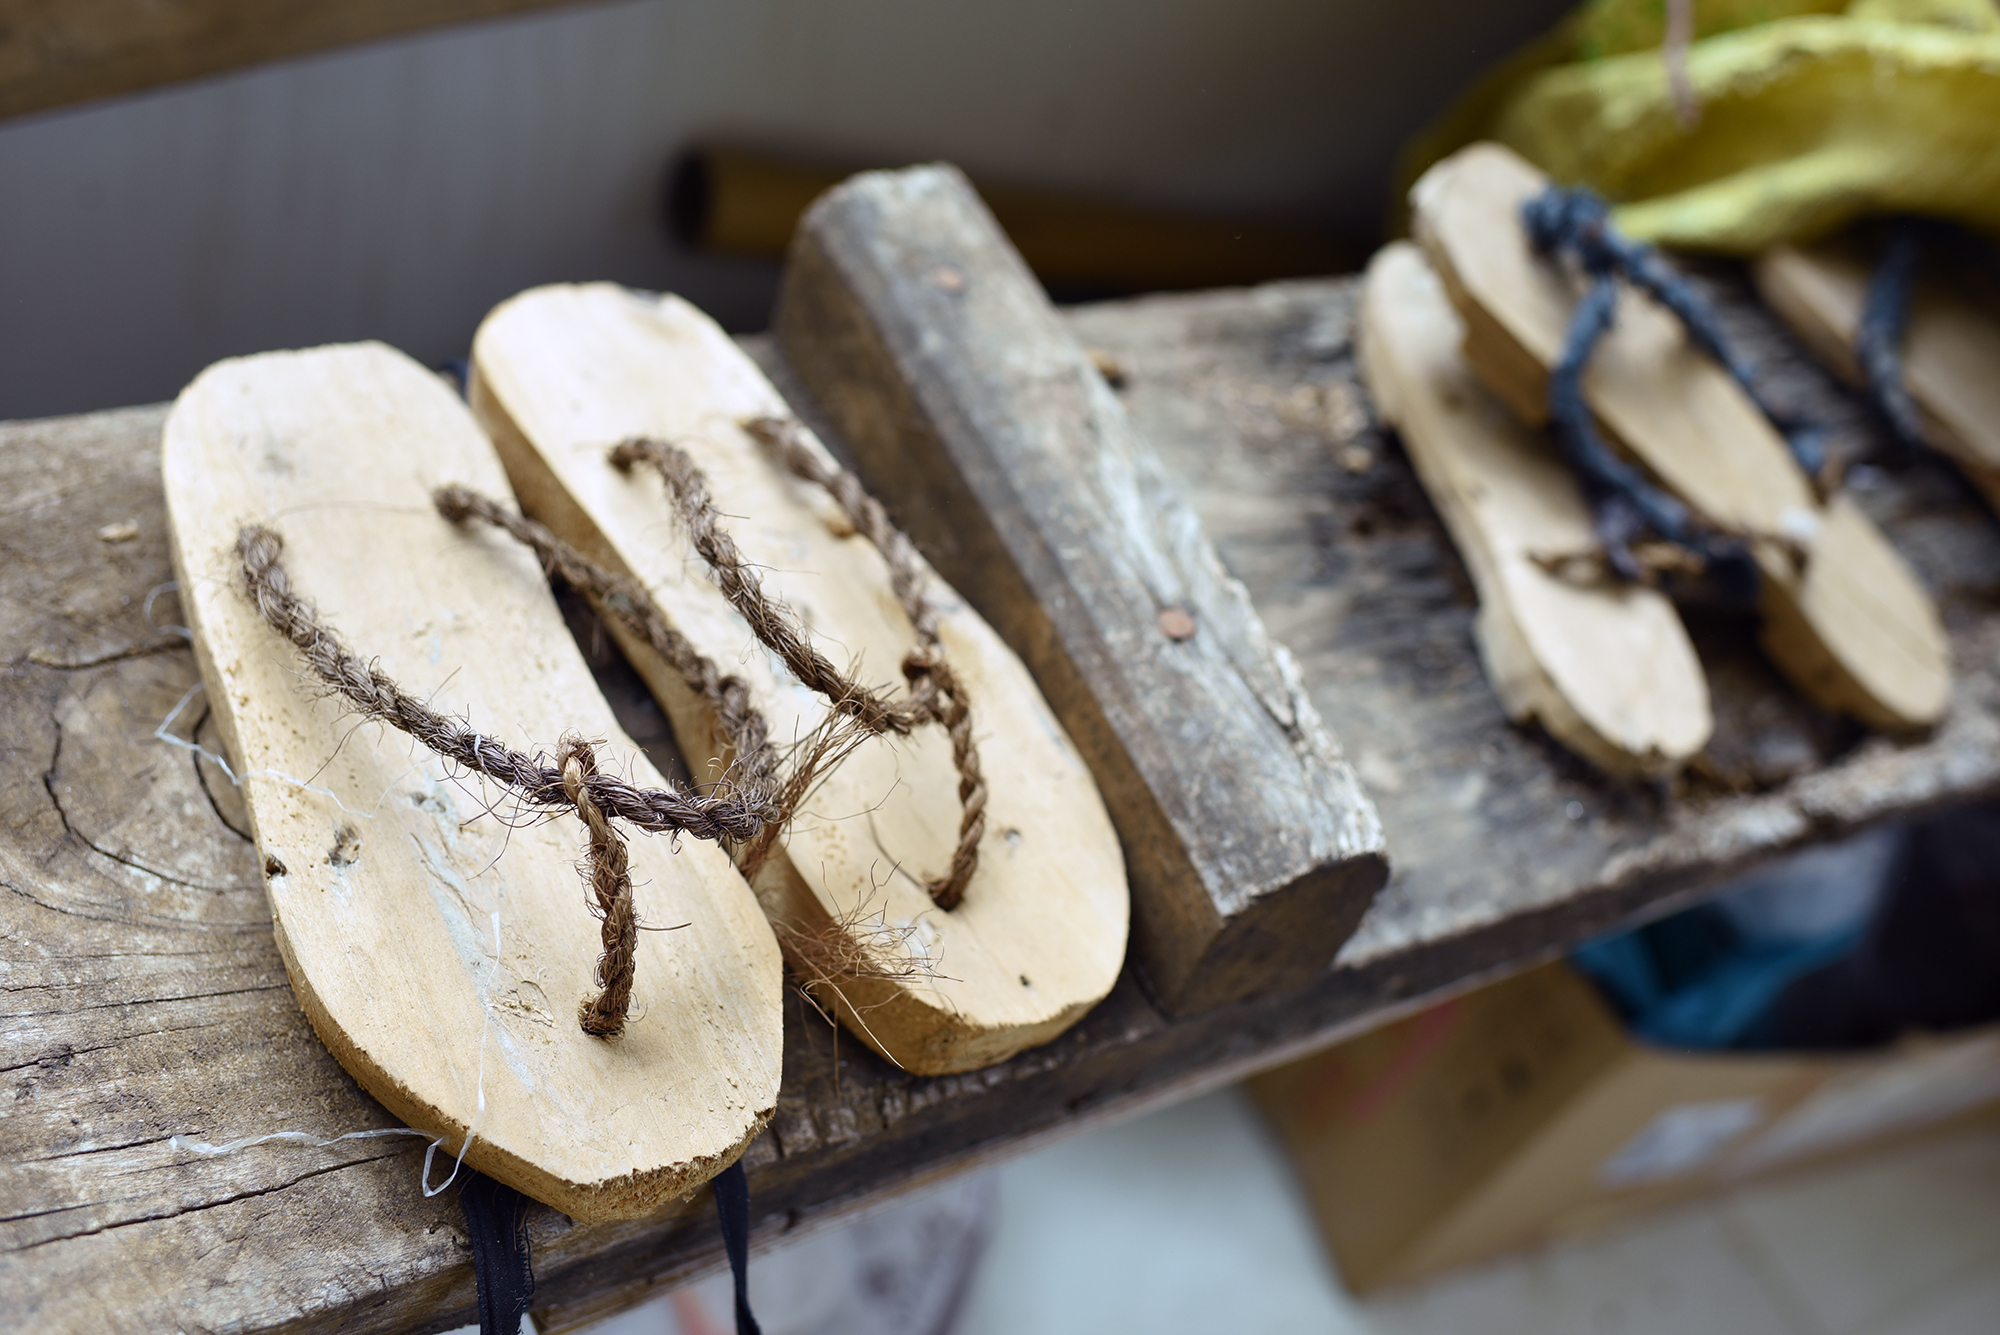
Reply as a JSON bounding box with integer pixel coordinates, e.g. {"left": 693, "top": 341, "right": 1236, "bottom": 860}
{"left": 469, "top": 284, "right": 1130, "bottom": 1076}
{"left": 163, "top": 342, "right": 784, "bottom": 1223}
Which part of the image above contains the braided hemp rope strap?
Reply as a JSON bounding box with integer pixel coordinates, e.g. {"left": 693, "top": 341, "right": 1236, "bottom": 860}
{"left": 236, "top": 524, "right": 776, "bottom": 1036}
{"left": 237, "top": 525, "right": 775, "bottom": 842}
{"left": 562, "top": 740, "right": 640, "bottom": 1036}
{"left": 612, "top": 423, "right": 987, "bottom": 912}
{"left": 431, "top": 484, "right": 866, "bottom": 886}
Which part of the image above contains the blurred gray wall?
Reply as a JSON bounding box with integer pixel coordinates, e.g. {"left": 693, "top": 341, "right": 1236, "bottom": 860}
{"left": 0, "top": 0, "right": 1567, "bottom": 420}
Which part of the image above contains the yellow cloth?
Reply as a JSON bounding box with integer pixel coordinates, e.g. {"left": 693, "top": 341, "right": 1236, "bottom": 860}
{"left": 1400, "top": 0, "right": 2000, "bottom": 252}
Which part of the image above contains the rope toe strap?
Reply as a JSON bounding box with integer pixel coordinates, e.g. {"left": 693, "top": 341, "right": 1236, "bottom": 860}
{"left": 612, "top": 423, "right": 987, "bottom": 911}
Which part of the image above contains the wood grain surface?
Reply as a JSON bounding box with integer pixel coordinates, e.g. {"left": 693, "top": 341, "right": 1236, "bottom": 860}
{"left": 774, "top": 165, "right": 1390, "bottom": 1015}
{"left": 469, "top": 284, "right": 1128, "bottom": 1075}
{"left": 7, "top": 273, "right": 2000, "bottom": 1334}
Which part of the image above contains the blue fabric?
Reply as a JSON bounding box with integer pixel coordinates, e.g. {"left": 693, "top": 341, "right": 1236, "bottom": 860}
{"left": 1572, "top": 907, "right": 1864, "bottom": 1050}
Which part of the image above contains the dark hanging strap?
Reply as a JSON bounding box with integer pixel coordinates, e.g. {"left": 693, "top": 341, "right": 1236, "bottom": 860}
{"left": 460, "top": 1170, "right": 537, "bottom": 1335}
{"left": 1857, "top": 217, "right": 1930, "bottom": 455}
{"left": 1521, "top": 185, "right": 1766, "bottom": 608}
{"left": 712, "top": 1159, "right": 763, "bottom": 1335}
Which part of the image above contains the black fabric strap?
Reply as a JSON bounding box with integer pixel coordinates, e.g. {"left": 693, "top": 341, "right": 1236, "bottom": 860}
{"left": 1524, "top": 186, "right": 1828, "bottom": 483}
{"left": 713, "top": 1159, "right": 762, "bottom": 1335}
{"left": 1857, "top": 218, "right": 1929, "bottom": 454}
{"left": 460, "top": 1170, "right": 536, "bottom": 1335}
{"left": 1522, "top": 185, "right": 1764, "bottom": 607}
{"left": 456, "top": 1165, "right": 764, "bottom": 1335}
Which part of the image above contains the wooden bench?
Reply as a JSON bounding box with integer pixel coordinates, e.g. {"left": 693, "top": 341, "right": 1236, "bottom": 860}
{"left": 8, "top": 247, "right": 1999, "bottom": 1332}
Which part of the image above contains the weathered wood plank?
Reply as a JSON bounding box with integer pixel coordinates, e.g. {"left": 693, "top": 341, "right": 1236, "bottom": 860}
{"left": 774, "top": 165, "right": 1391, "bottom": 1015}
{"left": 7, "top": 270, "right": 2000, "bottom": 1334}
{"left": 0, "top": 0, "right": 596, "bottom": 122}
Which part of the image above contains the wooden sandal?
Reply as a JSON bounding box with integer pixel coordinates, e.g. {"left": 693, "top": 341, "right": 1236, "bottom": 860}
{"left": 468, "top": 284, "right": 1130, "bottom": 1076}
{"left": 1754, "top": 233, "right": 2000, "bottom": 511}
{"left": 162, "top": 342, "right": 783, "bottom": 1222}
{"left": 1360, "top": 242, "right": 1712, "bottom": 777}
{"left": 1412, "top": 143, "right": 1949, "bottom": 732}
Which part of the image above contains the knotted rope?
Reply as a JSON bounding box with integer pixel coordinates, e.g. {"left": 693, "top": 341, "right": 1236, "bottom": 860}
{"left": 1523, "top": 185, "right": 1832, "bottom": 606}
{"left": 237, "top": 521, "right": 846, "bottom": 1038}
{"left": 430, "top": 485, "right": 866, "bottom": 886}
{"left": 237, "top": 525, "right": 774, "bottom": 842}
{"left": 562, "top": 740, "right": 638, "bottom": 1036}
{"left": 611, "top": 420, "right": 986, "bottom": 912}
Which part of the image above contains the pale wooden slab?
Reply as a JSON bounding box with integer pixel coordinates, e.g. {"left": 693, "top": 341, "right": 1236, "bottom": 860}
{"left": 1754, "top": 240, "right": 2000, "bottom": 512}
{"left": 773, "top": 165, "right": 1390, "bottom": 1015}
{"left": 1359, "top": 242, "right": 1712, "bottom": 778}
{"left": 160, "top": 342, "right": 783, "bottom": 1222}
{"left": 1412, "top": 143, "right": 1950, "bottom": 733}
{"left": 469, "top": 285, "right": 1130, "bottom": 1076}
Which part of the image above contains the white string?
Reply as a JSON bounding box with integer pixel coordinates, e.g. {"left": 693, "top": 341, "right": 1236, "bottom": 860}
{"left": 170, "top": 1127, "right": 436, "bottom": 1156}
{"left": 421, "top": 911, "right": 500, "bottom": 1197}
{"left": 144, "top": 579, "right": 192, "bottom": 640}
{"left": 172, "top": 967, "right": 497, "bottom": 1196}
{"left": 172, "top": 984, "right": 498, "bottom": 1197}
{"left": 152, "top": 594, "right": 509, "bottom": 1198}
{"left": 153, "top": 680, "right": 425, "bottom": 821}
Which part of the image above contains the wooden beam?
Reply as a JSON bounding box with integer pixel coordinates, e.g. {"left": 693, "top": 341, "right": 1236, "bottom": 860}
{"left": 0, "top": 0, "right": 597, "bottom": 121}
{"left": 675, "top": 146, "right": 1359, "bottom": 292}
{"left": 773, "top": 165, "right": 1390, "bottom": 1015}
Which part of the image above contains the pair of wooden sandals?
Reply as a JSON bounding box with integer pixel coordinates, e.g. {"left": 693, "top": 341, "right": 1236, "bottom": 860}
{"left": 1363, "top": 143, "right": 1952, "bottom": 779}
{"left": 162, "top": 287, "right": 1128, "bottom": 1221}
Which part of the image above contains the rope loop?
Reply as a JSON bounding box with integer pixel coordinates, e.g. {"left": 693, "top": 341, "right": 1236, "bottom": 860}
{"left": 616, "top": 419, "right": 987, "bottom": 911}
{"left": 562, "top": 738, "right": 640, "bottom": 1036}
{"left": 237, "top": 522, "right": 790, "bottom": 1039}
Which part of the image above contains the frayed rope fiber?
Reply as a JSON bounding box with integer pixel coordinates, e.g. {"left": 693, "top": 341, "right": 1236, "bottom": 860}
{"left": 615, "top": 419, "right": 986, "bottom": 911}
{"left": 562, "top": 741, "right": 638, "bottom": 1036}
{"left": 237, "top": 525, "right": 775, "bottom": 844}
{"left": 430, "top": 484, "right": 867, "bottom": 889}
{"left": 237, "top": 523, "right": 808, "bottom": 1036}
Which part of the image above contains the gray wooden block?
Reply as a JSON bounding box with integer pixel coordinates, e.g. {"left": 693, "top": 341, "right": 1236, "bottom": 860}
{"left": 773, "top": 164, "right": 1389, "bottom": 1014}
